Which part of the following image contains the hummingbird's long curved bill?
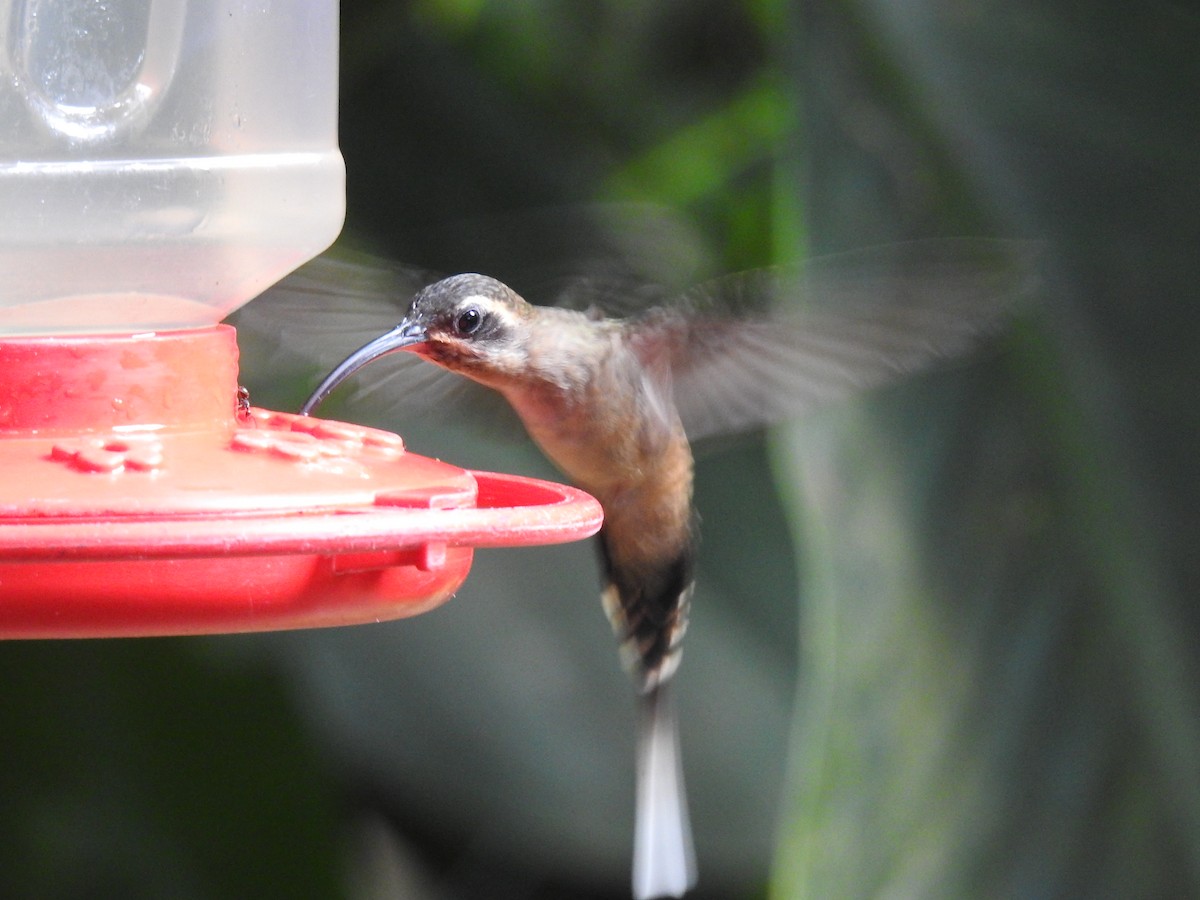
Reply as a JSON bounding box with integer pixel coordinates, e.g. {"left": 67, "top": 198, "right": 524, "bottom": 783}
{"left": 299, "top": 320, "right": 428, "bottom": 415}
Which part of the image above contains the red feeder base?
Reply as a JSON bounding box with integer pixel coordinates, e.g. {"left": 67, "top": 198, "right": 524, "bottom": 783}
{"left": 0, "top": 325, "right": 602, "bottom": 638}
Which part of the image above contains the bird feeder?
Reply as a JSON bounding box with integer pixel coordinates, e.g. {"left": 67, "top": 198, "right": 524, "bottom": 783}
{"left": 0, "top": 1, "right": 601, "bottom": 638}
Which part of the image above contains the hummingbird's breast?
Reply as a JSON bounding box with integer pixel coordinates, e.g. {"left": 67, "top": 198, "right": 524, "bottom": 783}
{"left": 499, "top": 330, "right": 694, "bottom": 572}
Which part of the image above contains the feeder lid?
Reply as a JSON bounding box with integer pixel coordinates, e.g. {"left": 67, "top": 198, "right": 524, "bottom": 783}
{"left": 0, "top": 325, "right": 602, "bottom": 638}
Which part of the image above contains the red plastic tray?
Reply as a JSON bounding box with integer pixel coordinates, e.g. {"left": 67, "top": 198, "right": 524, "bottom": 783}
{"left": 0, "top": 325, "right": 602, "bottom": 638}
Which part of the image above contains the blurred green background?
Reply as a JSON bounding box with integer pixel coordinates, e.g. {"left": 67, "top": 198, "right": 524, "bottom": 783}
{"left": 3, "top": 1, "right": 1198, "bottom": 898}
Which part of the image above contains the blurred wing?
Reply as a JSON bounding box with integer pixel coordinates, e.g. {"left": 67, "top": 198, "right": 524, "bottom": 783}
{"left": 635, "top": 239, "right": 1038, "bottom": 442}
{"left": 227, "top": 251, "right": 488, "bottom": 421}
{"left": 229, "top": 252, "right": 433, "bottom": 364}
{"left": 426, "top": 202, "right": 718, "bottom": 322}
{"left": 433, "top": 202, "right": 708, "bottom": 311}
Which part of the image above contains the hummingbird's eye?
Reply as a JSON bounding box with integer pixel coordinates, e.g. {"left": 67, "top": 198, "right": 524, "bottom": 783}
{"left": 455, "top": 307, "right": 483, "bottom": 336}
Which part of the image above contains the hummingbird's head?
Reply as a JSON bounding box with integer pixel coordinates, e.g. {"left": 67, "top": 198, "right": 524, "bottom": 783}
{"left": 403, "top": 274, "right": 532, "bottom": 372}
{"left": 299, "top": 274, "right": 532, "bottom": 414}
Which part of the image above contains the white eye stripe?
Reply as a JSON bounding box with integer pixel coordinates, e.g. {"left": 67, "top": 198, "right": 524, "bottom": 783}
{"left": 454, "top": 301, "right": 521, "bottom": 331}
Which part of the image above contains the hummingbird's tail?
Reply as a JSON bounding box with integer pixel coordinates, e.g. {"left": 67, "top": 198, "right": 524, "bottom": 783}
{"left": 634, "top": 681, "right": 696, "bottom": 899}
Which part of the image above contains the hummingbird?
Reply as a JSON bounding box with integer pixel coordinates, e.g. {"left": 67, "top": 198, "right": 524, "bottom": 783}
{"left": 261, "top": 239, "right": 1027, "bottom": 899}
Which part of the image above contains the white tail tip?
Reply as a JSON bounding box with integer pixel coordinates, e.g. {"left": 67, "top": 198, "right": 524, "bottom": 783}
{"left": 633, "top": 684, "right": 696, "bottom": 899}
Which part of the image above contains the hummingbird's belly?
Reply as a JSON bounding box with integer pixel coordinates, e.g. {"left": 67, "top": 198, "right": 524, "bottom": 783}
{"left": 525, "top": 413, "right": 635, "bottom": 495}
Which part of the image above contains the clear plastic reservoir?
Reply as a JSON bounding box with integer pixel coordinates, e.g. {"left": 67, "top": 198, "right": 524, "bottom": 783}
{"left": 0, "top": 0, "right": 344, "bottom": 333}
